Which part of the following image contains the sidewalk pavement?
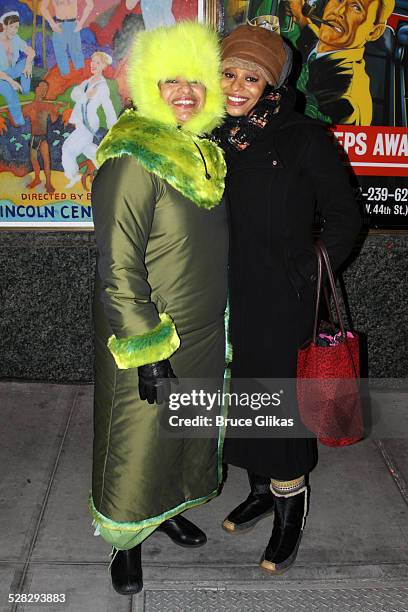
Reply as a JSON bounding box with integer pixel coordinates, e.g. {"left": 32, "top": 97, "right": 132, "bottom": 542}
{"left": 1, "top": 382, "right": 408, "bottom": 612}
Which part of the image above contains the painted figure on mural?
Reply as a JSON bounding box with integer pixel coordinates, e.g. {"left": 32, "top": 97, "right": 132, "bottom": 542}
{"left": 139, "top": 0, "right": 176, "bottom": 29}
{"left": 62, "top": 51, "right": 117, "bottom": 188}
{"left": 243, "top": 0, "right": 397, "bottom": 124}
{"left": 286, "top": 0, "right": 395, "bottom": 124}
{"left": 90, "top": 0, "right": 178, "bottom": 49}
{"left": 0, "top": 11, "right": 35, "bottom": 127}
{"left": 0, "top": 0, "right": 201, "bottom": 225}
{"left": 22, "top": 80, "right": 62, "bottom": 193}
{"left": 89, "top": 0, "right": 142, "bottom": 48}
{"left": 40, "top": 0, "right": 94, "bottom": 75}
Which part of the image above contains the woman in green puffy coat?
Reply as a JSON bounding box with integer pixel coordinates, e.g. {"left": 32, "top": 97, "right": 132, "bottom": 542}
{"left": 90, "top": 22, "right": 228, "bottom": 595}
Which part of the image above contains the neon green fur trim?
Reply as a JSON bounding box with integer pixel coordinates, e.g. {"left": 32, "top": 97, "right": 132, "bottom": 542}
{"left": 90, "top": 371, "right": 230, "bottom": 550}
{"left": 107, "top": 312, "right": 180, "bottom": 369}
{"left": 97, "top": 111, "right": 226, "bottom": 209}
{"left": 93, "top": 522, "right": 157, "bottom": 550}
{"left": 89, "top": 489, "right": 218, "bottom": 550}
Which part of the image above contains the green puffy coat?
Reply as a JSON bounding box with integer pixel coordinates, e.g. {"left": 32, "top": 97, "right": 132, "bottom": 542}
{"left": 89, "top": 111, "right": 228, "bottom": 549}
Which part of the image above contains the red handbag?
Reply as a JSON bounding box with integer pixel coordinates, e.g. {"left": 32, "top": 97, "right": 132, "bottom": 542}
{"left": 297, "top": 239, "right": 364, "bottom": 447}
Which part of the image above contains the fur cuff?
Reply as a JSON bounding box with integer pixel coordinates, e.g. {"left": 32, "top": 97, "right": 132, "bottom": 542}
{"left": 108, "top": 312, "right": 180, "bottom": 369}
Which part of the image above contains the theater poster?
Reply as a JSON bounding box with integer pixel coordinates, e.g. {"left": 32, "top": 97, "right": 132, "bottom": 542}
{"left": 220, "top": 0, "right": 408, "bottom": 229}
{"left": 0, "top": 0, "right": 204, "bottom": 228}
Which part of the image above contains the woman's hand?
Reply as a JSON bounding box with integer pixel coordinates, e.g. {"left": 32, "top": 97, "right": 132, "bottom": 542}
{"left": 138, "top": 360, "right": 178, "bottom": 405}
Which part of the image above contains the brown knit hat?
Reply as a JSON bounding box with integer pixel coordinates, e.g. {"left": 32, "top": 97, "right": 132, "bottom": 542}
{"left": 221, "top": 25, "right": 292, "bottom": 87}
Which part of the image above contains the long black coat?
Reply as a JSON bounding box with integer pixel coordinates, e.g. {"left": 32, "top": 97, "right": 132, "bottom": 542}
{"left": 223, "top": 90, "right": 361, "bottom": 480}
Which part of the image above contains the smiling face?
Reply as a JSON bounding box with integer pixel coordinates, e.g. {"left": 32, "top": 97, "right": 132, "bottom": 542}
{"left": 159, "top": 77, "right": 206, "bottom": 124}
{"left": 318, "top": 0, "right": 385, "bottom": 51}
{"left": 91, "top": 55, "right": 106, "bottom": 75}
{"left": 221, "top": 66, "right": 267, "bottom": 117}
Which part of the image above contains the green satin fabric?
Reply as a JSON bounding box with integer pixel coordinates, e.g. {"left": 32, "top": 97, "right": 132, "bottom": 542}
{"left": 91, "top": 155, "right": 228, "bottom": 544}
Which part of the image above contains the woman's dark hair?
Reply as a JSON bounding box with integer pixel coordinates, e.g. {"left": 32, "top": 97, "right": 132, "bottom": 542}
{"left": 4, "top": 15, "right": 20, "bottom": 25}
{"left": 0, "top": 14, "right": 20, "bottom": 33}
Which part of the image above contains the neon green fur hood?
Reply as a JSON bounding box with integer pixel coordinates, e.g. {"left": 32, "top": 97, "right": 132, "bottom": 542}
{"left": 127, "top": 21, "right": 225, "bottom": 135}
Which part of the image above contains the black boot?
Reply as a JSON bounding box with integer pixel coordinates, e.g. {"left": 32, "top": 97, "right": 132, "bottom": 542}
{"left": 222, "top": 471, "right": 275, "bottom": 534}
{"left": 157, "top": 514, "right": 207, "bottom": 547}
{"left": 260, "top": 486, "right": 309, "bottom": 575}
{"left": 111, "top": 544, "right": 143, "bottom": 595}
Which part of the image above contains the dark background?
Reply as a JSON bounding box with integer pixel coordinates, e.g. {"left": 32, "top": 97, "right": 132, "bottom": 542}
{"left": 0, "top": 230, "right": 407, "bottom": 382}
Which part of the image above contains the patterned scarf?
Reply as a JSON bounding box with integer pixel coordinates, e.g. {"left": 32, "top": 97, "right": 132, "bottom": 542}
{"left": 212, "top": 85, "right": 287, "bottom": 153}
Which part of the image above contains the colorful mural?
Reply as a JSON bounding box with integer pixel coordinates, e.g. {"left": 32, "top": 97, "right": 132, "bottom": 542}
{"left": 1, "top": 0, "right": 406, "bottom": 228}
{"left": 0, "top": 0, "right": 201, "bottom": 227}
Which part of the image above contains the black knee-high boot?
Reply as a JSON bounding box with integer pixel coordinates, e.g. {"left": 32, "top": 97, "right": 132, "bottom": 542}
{"left": 111, "top": 544, "right": 143, "bottom": 595}
{"left": 260, "top": 484, "right": 309, "bottom": 575}
{"left": 223, "top": 471, "right": 275, "bottom": 533}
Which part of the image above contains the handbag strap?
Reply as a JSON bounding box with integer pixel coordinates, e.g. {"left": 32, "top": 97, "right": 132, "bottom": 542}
{"left": 323, "top": 284, "right": 337, "bottom": 333}
{"left": 312, "top": 239, "right": 346, "bottom": 341}
{"left": 312, "top": 245, "right": 323, "bottom": 341}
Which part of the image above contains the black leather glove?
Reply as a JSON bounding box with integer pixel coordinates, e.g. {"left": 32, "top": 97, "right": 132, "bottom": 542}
{"left": 138, "top": 359, "right": 177, "bottom": 405}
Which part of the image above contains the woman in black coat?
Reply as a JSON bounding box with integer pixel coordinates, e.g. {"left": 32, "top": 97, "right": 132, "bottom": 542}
{"left": 213, "top": 25, "right": 361, "bottom": 574}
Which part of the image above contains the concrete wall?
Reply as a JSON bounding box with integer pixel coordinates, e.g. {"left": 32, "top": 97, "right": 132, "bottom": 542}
{"left": 0, "top": 231, "right": 406, "bottom": 382}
